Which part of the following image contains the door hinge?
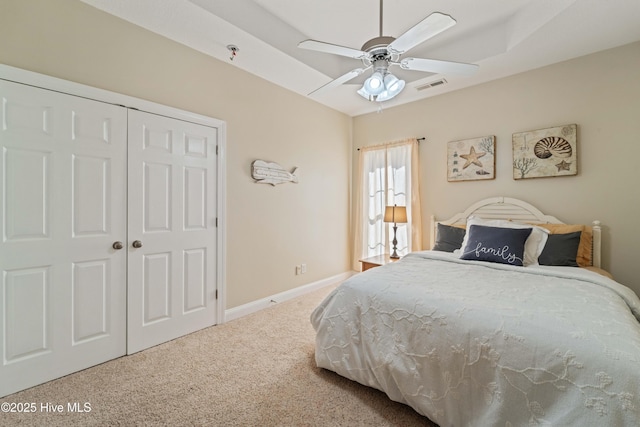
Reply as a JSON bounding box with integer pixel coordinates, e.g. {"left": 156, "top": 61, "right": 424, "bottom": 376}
{"left": 215, "top": 289, "right": 218, "bottom": 300}
{"left": 216, "top": 145, "right": 219, "bottom": 155}
{"left": 215, "top": 217, "right": 218, "bottom": 227}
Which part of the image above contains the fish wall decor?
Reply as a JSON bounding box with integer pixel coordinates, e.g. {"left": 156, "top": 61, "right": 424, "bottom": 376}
{"left": 251, "top": 160, "right": 299, "bottom": 186}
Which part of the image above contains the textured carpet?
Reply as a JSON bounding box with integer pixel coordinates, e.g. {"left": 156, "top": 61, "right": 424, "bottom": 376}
{"left": 1, "top": 283, "right": 436, "bottom": 426}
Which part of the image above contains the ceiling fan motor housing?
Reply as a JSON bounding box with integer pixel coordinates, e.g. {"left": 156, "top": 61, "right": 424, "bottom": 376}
{"left": 371, "top": 58, "right": 390, "bottom": 74}
{"left": 361, "top": 36, "right": 396, "bottom": 57}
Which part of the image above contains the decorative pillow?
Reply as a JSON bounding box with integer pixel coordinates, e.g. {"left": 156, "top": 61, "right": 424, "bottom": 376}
{"left": 460, "top": 225, "right": 532, "bottom": 266}
{"left": 538, "top": 231, "right": 582, "bottom": 267}
{"left": 536, "top": 224, "right": 592, "bottom": 267}
{"left": 459, "top": 216, "right": 549, "bottom": 266}
{"left": 433, "top": 223, "right": 466, "bottom": 252}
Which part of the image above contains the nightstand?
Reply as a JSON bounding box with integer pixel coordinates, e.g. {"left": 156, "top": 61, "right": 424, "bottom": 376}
{"left": 358, "top": 254, "right": 399, "bottom": 271}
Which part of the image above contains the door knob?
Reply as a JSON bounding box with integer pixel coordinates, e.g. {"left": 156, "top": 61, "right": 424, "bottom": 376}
{"left": 132, "top": 240, "right": 143, "bottom": 248}
{"left": 112, "top": 241, "right": 124, "bottom": 250}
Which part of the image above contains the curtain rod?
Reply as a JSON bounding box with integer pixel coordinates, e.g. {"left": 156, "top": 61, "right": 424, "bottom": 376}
{"left": 357, "top": 137, "right": 425, "bottom": 151}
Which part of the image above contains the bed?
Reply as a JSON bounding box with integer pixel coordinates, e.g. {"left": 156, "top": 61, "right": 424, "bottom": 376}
{"left": 311, "top": 197, "right": 640, "bottom": 426}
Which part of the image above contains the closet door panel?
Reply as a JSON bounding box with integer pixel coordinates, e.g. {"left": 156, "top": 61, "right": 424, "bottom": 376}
{"left": 3, "top": 267, "right": 50, "bottom": 361}
{"left": 183, "top": 248, "right": 206, "bottom": 312}
{"left": 142, "top": 251, "right": 172, "bottom": 324}
{"left": 3, "top": 148, "right": 50, "bottom": 240}
{"left": 143, "top": 161, "right": 172, "bottom": 233}
{"left": 0, "top": 80, "right": 127, "bottom": 397}
{"left": 72, "top": 155, "right": 110, "bottom": 236}
{"left": 127, "top": 110, "right": 217, "bottom": 354}
{"left": 184, "top": 166, "right": 207, "bottom": 230}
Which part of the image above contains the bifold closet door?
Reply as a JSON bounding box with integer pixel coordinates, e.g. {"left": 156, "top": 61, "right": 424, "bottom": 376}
{"left": 0, "top": 80, "right": 127, "bottom": 397}
{"left": 127, "top": 110, "right": 218, "bottom": 354}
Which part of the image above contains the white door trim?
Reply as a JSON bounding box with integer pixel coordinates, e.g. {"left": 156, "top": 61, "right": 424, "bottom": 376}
{"left": 0, "top": 64, "right": 227, "bottom": 325}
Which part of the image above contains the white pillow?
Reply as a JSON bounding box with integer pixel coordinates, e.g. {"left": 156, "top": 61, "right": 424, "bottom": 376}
{"left": 458, "top": 216, "right": 549, "bottom": 266}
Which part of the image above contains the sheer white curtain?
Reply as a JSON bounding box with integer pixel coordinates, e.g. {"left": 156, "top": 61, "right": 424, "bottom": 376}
{"left": 353, "top": 138, "right": 422, "bottom": 270}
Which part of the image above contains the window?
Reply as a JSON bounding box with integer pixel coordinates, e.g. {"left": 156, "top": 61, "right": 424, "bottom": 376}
{"left": 353, "top": 139, "right": 422, "bottom": 269}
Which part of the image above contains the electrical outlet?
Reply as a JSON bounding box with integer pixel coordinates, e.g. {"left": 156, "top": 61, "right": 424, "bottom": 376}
{"left": 301, "top": 263, "right": 307, "bottom": 274}
{"left": 295, "top": 265, "right": 302, "bottom": 275}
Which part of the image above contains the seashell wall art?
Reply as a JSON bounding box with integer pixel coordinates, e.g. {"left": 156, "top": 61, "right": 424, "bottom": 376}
{"left": 512, "top": 124, "right": 577, "bottom": 179}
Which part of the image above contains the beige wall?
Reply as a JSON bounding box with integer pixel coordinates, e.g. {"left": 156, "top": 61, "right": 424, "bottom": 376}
{"left": 2, "top": 0, "right": 638, "bottom": 303}
{"left": 0, "top": 0, "right": 352, "bottom": 309}
{"left": 353, "top": 41, "right": 640, "bottom": 295}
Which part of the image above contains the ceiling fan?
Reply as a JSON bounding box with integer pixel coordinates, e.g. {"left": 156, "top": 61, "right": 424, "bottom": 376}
{"left": 298, "top": 0, "right": 478, "bottom": 102}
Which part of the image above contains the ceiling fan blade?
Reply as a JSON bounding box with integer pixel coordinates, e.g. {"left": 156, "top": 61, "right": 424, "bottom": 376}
{"left": 388, "top": 12, "right": 456, "bottom": 55}
{"left": 298, "top": 39, "right": 367, "bottom": 59}
{"left": 308, "top": 68, "right": 368, "bottom": 96}
{"left": 400, "top": 57, "right": 478, "bottom": 75}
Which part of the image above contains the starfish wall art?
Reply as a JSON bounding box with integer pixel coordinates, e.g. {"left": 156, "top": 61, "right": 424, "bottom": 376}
{"left": 447, "top": 136, "right": 496, "bottom": 182}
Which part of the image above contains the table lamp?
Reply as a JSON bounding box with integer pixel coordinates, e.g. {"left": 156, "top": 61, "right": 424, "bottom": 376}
{"left": 384, "top": 204, "right": 408, "bottom": 259}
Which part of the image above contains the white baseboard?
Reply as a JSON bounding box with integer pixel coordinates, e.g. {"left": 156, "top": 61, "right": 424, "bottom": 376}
{"left": 224, "top": 271, "right": 354, "bottom": 323}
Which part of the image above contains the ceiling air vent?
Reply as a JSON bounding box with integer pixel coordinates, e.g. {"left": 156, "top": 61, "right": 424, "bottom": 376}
{"left": 416, "top": 78, "right": 447, "bottom": 91}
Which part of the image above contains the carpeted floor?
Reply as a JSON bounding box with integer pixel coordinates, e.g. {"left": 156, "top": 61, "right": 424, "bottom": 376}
{"left": 0, "top": 283, "right": 437, "bottom": 426}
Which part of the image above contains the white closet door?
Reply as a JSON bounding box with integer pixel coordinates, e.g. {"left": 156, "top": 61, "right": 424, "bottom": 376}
{"left": 0, "top": 80, "right": 127, "bottom": 397}
{"left": 127, "top": 109, "right": 217, "bottom": 354}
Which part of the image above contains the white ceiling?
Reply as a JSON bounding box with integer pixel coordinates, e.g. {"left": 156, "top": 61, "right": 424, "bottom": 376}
{"left": 81, "top": 0, "right": 640, "bottom": 117}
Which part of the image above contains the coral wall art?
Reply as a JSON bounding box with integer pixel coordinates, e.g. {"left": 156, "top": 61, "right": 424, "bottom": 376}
{"left": 447, "top": 136, "right": 495, "bottom": 182}
{"left": 512, "top": 124, "right": 577, "bottom": 179}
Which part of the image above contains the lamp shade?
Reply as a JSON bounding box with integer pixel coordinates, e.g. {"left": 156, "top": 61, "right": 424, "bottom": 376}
{"left": 384, "top": 205, "right": 408, "bottom": 223}
{"left": 376, "top": 74, "right": 405, "bottom": 102}
{"left": 357, "top": 87, "right": 376, "bottom": 101}
{"left": 385, "top": 73, "right": 405, "bottom": 96}
{"left": 363, "top": 72, "right": 385, "bottom": 95}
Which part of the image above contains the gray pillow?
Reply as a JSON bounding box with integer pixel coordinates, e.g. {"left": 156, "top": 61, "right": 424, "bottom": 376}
{"left": 433, "top": 223, "right": 466, "bottom": 252}
{"left": 538, "top": 231, "right": 581, "bottom": 267}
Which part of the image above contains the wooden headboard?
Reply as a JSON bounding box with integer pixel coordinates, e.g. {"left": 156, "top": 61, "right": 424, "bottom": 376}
{"left": 429, "top": 196, "right": 602, "bottom": 268}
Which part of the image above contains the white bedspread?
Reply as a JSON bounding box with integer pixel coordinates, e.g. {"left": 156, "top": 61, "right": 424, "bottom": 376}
{"left": 311, "top": 251, "right": 640, "bottom": 426}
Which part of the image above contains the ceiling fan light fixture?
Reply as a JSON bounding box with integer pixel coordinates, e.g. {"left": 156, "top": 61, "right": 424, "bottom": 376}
{"left": 357, "top": 87, "right": 375, "bottom": 101}
{"left": 362, "top": 72, "right": 405, "bottom": 102}
{"left": 384, "top": 73, "right": 404, "bottom": 93}
{"left": 377, "top": 86, "right": 402, "bottom": 102}
{"left": 363, "top": 72, "right": 385, "bottom": 95}
{"left": 374, "top": 90, "right": 390, "bottom": 102}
